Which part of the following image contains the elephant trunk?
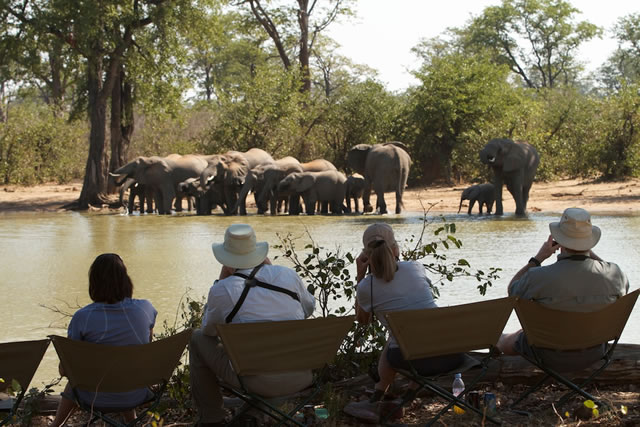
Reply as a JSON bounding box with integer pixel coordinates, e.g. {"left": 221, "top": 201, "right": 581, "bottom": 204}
{"left": 458, "top": 197, "right": 464, "bottom": 214}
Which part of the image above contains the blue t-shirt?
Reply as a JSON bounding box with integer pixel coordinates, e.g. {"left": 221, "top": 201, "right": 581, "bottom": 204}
{"left": 67, "top": 298, "right": 157, "bottom": 408}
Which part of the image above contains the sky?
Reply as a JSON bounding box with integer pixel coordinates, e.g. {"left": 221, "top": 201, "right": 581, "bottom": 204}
{"left": 327, "top": 0, "right": 639, "bottom": 92}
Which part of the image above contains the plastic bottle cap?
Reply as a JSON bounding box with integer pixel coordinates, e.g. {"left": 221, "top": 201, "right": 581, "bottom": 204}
{"left": 455, "top": 373, "right": 462, "bottom": 378}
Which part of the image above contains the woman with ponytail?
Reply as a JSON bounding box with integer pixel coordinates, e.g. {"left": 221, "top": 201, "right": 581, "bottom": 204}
{"left": 355, "top": 223, "right": 464, "bottom": 403}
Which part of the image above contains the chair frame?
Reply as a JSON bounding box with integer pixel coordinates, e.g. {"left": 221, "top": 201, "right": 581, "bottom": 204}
{"left": 511, "top": 289, "right": 639, "bottom": 413}
{"left": 0, "top": 339, "right": 50, "bottom": 426}
{"left": 49, "top": 329, "right": 192, "bottom": 427}
{"left": 215, "top": 316, "right": 355, "bottom": 426}
{"left": 383, "top": 297, "right": 515, "bottom": 426}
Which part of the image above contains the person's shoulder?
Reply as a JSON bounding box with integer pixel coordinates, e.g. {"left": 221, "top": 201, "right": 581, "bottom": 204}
{"left": 122, "top": 298, "right": 157, "bottom": 316}
{"left": 73, "top": 302, "right": 101, "bottom": 316}
{"left": 398, "top": 260, "right": 424, "bottom": 272}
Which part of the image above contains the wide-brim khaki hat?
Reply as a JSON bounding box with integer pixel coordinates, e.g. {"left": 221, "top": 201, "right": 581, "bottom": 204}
{"left": 212, "top": 223, "right": 268, "bottom": 269}
{"left": 549, "top": 208, "right": 601, "bottom": 251}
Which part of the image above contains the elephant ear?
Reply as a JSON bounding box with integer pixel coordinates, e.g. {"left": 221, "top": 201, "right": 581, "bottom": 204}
{"left": 295, "top": 174, "right": 315, "bottom": 192}
{"left": 347, "top": 145, "right": 371, "bottom": 174}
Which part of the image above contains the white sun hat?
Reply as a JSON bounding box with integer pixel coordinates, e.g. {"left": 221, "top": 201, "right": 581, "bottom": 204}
{"left": 549, "top": 208, "right": 601, "bottom": 251}
{"left": 212, "top": 224, "right": 269, "bottom": 269}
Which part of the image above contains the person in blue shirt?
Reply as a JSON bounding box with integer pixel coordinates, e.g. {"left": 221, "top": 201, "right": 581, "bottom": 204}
{"left": 50, "top": 253, "right": 157, "bottom": 427}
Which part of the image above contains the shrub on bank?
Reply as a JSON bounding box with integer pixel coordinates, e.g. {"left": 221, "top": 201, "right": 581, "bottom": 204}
{"left": 0, "top": 102, "right": 86, "bottom": 185}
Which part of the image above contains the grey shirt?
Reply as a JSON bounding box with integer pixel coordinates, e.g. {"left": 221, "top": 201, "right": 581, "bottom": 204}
{"left": 357, "top": 260, "right": 437, "bottom": 347}
{"left": 509, "top": 252, "right": 629, "bottom": 311}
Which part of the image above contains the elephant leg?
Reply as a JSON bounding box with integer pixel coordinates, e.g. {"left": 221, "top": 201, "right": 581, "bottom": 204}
{"left": 161, "top": 185, "right": 175, "bottom": 215}
{"left": 478, "top": 201, "right": 484, "bottom": 215}
{"left": 467, "top": 199, "right": 475, "bottom": 215}
{"left": 522, "top": 184, "right": 532, "bottom": 211}
{"left": 174, "top": 194, "right": 183, "bottom": 212}
{"left": 362, "top": 180, "right": 373, "bottom": 213}
{"left": 320, "top": 201, "right": 329, "bottom": 214}
{"left": 304, "top": 195, "right": 316, "bottom": 215}
{"left": 507, "top": 179, "right": 525, "bottom": 215}
{"left": 493, "top": 175, "right": 504, "bottom": 215}
{"left": 289, "top": 195, "right": 301, "bottom": 215}
{"left": 269, "top": 193, "right": 278, "bottom": 216}
{"left": 374, "top": 184, "right": 387, "bottom": 214}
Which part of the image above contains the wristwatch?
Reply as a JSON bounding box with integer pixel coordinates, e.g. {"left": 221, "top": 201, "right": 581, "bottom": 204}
{"left": 528, "top": 257, "right": 541, "bottom": 267}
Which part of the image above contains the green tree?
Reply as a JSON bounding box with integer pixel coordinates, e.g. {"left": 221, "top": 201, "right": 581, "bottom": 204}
{"left": 316, "top": 79, "right": 399, "bottom": 169}
{"left": 397, "top": 51, "right": 516, "bottom": 184}
{"left": 2, "top": 0, "right": 215, "bottom": 207}
{"left": 455, "top": 0, "right": 601, "bottom": 88}
{"left": 598, "top": 82, "right": 640, "bottom": 179}
{"left": 599, "top": 13, "right": 640, "bottom": 90}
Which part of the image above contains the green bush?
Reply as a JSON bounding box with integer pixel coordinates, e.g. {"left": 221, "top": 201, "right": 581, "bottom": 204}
{"left": 0, "top": 102, "right": 86, "bottom": 185}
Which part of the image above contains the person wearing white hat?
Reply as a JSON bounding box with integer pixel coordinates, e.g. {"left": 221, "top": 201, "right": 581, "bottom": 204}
{"left": 497, "top": 208, "right": 629, "bottom": 368}
{"left": 189, "top": 224, "right": 316, "bottom": 426}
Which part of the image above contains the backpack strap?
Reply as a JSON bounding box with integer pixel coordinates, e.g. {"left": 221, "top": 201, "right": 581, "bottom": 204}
{"left": 225, "top": 264, "right": 300, "bottom": 323}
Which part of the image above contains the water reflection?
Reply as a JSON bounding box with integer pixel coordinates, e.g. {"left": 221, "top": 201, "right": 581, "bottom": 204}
{"left": 1, "top": 211, "right": 639, "bottom": 387}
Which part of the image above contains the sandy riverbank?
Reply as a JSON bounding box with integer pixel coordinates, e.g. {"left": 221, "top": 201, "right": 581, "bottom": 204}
{"left": 1, "top": 178, "right": 639, "bottom": 214}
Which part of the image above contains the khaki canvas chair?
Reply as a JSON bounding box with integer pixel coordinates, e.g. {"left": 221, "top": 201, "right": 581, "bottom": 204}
{"left": 512, "top": 289, "right": 639, "bottom": 411}
{"left": 216, "top": 315, "right": 355, "bottom": 426}
{"left": 49, "top": 329, "right": 192, "bottom": 427}
{"left": 0, "top": 339, "right": 50, "bottom": 426}
{"left": 384, "top": 297, "right": 514, "bottom": 426}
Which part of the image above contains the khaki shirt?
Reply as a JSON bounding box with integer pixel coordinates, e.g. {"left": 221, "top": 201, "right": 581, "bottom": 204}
{"left": 509, "top": 252, "right": 629, "bottom": 311}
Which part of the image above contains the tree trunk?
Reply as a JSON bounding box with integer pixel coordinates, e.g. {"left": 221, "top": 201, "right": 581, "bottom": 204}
{"left": 297, "top": 0, "right": 311, "bottom": 94}
{"left": 78, "top": 57, "right": 109, "bottom": 208}
{"left": 107, "top": 65, "right": 134, "bottom": 193}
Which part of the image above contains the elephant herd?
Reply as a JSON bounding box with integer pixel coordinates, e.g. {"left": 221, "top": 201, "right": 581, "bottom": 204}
{"left": 109, "top": 142, "right": 412, "bottom": 216}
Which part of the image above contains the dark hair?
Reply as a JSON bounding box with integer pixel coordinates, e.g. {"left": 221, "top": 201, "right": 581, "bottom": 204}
{"left": 88, "top": 253, "right": 134, "bottom": 304}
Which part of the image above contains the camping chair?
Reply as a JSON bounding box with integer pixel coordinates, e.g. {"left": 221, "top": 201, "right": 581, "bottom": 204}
{"left": 383, "top": 297, "right": 514, "bottom": 426}
{"left": 0, "top": 339, "right": 50, "bottom": 426}
{"left": 511, "top": 289, "right": 639, "bottom": 412}
{"left": 215, "top": 315, "right": 355, "bottom": 426}
{"left": 49, "top": 328, "right": 192, "bottom": 427}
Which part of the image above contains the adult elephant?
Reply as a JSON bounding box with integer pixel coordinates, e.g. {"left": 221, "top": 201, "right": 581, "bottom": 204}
{"left": 111, "top": 154, "right": 209, "bottom": 214}
{"left": 479, "top": 138, "right": 540, "bottom": 216}
{"left": 277, "top": 170, "right": 347, "bottom": 215}
{"left": 200, "top": 148, "right": 274, "bottom": 215}
{"left": 458, "top": 183, "right": 495, "bottom": 215}
{"left": 347, "top": 142, "right": 411, "bottom": 214}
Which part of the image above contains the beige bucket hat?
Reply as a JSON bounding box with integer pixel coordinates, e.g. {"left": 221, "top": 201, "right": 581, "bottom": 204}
{"left": 549, "top": 208, "right": 601, "bottom": 251}
{"left": 363, "top": 223, "right": 397, "bottom": 248}
{"left": 212, "top": 224, "right": 269, "bottom": 269}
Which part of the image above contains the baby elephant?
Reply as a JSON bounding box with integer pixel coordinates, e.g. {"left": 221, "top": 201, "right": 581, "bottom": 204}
{"left": 458, "top": 183, "right": 495, "bottom": 215}
{"left": 345, "top": 174, "right": 365, "bottom": 213}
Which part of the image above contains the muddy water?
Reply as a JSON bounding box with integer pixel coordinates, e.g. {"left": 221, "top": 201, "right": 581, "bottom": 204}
{"left": 2, "top": 211, "right": 640, "bottom": 388}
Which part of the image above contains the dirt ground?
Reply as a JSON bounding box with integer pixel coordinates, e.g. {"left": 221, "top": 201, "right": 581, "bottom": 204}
{"left": 2, "top": 178, "right": 640, "bottom": 214}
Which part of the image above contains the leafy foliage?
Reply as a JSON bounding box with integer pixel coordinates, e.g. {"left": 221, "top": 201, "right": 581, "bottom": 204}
{"left": 0, "top": 102, "right": 86, "bottom": 184}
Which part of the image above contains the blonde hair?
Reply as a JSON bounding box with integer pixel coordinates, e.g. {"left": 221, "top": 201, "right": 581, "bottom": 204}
{"left": 367, "top": 239, "right": 398, "bottom": 282}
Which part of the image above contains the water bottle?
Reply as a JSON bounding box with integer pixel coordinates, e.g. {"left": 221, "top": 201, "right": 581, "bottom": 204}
{"left": 452, "top": 373, "right": 465, "bottom": 414}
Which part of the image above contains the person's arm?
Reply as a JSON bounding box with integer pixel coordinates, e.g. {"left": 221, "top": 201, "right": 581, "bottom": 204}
{"left": 355, "top": 298, "right": 372, "bottom": 324}
{"left": 508, "top": 235, "right": 559, "bottom": 294}
{"left": 355, "top": 250, "right": 369, "bottom": 283}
